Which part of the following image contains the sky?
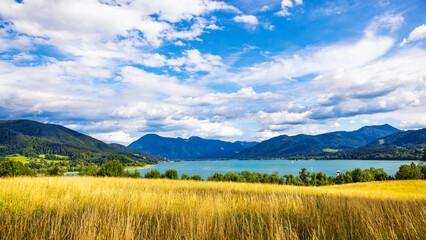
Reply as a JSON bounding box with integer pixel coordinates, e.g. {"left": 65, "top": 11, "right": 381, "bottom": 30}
{"left": 0, "top": 0, "right": 425, "bottom": 145}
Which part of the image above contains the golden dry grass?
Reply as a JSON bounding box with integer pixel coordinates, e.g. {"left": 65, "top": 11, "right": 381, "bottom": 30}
{"left": 0, "top": 177, "right": 425, "bottom": 239}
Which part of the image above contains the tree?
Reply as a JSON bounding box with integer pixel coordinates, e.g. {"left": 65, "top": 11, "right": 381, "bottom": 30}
{"left": 369, "top": 167, "right": 388, "bottom": 181}
{"left": 190, "top": 174, "right": 203, "bottom": 181}
{"left": 144, "top": 169, "right": 161, "bottom": 179}
{"left": 418, "top": 162, "right": 426, "bottom": 180}
{"left": 181, "top": 173, "right": 190, "bottom": 180}
{"left": 78, "top": 164, "right": 97, "bottom": 176}
{"left": 395, "top": 162, "right": 423, "bottom": 180}
{"left": 360, "top": 169, "right": 374, "bottom": 182}
{"left": 162, "top": 169, "right": 178, "bottom": 179}
{"left": 0, "top": 159, "right": 35, "bottom": 177}
{"left": 97, "top": 160, "right": 124, "bottom": 177}
{"left": 351, "top": 168, "right": 363, "bottom": 182}
{"left": 207, "top": 172, "right": 224, "bottom": 181}
{"left": 129, "top": 170, "right": 141, "bottom": 178}
{"left": 223, "top": 172, "right": 243, "bottom": 182}
{"left": 299, "top": 168, "right": 310, "bottom": 185}
{"left": 343, "top": 171, "right": 353, "bottom": 183}
{"left": 46, "top": 165, "right": 64, "bottom": 176}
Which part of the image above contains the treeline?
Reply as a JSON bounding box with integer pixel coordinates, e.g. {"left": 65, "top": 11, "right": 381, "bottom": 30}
{"left": 78, "top": 161, "right": 204, "bottom": 180}
{"left": 2, "top": 159, "right": 425, "bottom": 186}
{"left": 82, "top": 161, "right": 426, "bottom": 186}
{"left": 334, "top": 147, "right": 426, "bottom": 160}
{"left": 0, "top": 159, "right": 67, "bottom": 177}
{"left": 200, "top": 162, "right": 425, "bottom": 186}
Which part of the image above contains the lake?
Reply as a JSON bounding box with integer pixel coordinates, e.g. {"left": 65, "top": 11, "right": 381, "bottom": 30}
{"left": 136, "top": 160, "right": 421, "bottom": 180}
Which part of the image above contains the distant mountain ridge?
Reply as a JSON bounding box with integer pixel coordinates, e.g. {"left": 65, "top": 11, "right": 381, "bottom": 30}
{"left": 128, "top": 134, "right": 250, "bottom": 160}
{"left": 229, "top": 124, "right": 401, "bottom": 159}
{"left": 341, "top": 128, "right": 426, "bottom": 160}
{"left": 357, "top": 127, "right": 426, "bottom": 151}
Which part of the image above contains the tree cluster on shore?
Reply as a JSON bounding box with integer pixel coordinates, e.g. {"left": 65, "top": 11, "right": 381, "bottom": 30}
{"left": 1, "top": 158, "right": 425, "bottom": 186}
{"left": 80, "top": 160, "right": 426, "bottom": 186}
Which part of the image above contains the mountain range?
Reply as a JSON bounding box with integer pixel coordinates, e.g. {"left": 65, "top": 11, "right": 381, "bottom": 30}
{"left": 229, "top": 124, "right": 401, "bottom": 159}
{"left": 1, "top": 119, "right": 424, "bottom": 162}
{"left": 128, "top": 134, "right": 256, "bottom": 160}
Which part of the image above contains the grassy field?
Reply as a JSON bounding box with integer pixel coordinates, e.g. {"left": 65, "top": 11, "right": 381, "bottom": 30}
{"left": 322, "top": 148, "right": 340, "bottom": 153}
{"left": 0, "top": 178, "right": 424, "bottom": 240}
{"left": 6, "top": 154, "right": 68, "bottom": 164}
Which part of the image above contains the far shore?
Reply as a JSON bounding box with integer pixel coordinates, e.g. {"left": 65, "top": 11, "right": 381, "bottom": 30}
{"left": 125, "top": 164, "right": 154, "bottom": 171}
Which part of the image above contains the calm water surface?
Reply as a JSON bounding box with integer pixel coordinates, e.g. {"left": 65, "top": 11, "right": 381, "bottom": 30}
{"left": 136, "top": 160, "right": 421, "bottom": 180}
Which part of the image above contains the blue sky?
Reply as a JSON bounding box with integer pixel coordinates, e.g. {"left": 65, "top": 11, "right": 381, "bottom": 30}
{"left": 0, "top": 0, "right": 425, "bottom": 144}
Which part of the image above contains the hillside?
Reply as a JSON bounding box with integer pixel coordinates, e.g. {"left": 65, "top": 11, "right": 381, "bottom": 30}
{"left": 0, "top": 120, "right": 159, "bottom": 163}
{"left": 341, "top": 128, "right": 426, "bottom": 160}
{"left": 366, "top": 128, "right": 426, "bottom": 148}
{"left": 230, "top": 124, "right": 400, "bottom": 159}
{"left": 0, "top": 120, "right": 115, "bottom": 153}
{"left": 128, "top": 134, "right": 247, "bottom": 160}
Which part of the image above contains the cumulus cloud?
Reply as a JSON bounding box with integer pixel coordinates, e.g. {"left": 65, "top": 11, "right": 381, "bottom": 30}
{"left": 401, "top": 24, "right": 426, "bottom": 46}
{"left": 168, "top": 87, "right": 285, "bottom": 106}
{"left": 0, "top": 2, "right": 424, "bottom": 143}
{"left": 0, "top": 0, "right": 237, "bottom": 67}
{"left": 226, "top": 34, "right": 394, "bottom": 85}
{"left": 276, "top": 0, "right": 303, "bottom": 17}
{"left": 233, "top": 15, "right": 259, "bottom": 25}
{"left": 90, "top": 131, "right": 136, "bottom": 145}
{"left": 169, "top": 49, "right": 225, "bottom": 72}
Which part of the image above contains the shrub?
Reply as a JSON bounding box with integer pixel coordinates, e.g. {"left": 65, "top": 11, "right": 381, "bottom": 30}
{"left": 395, "top": 162, "right": 423, "bottom": 180}
{"left": 97, "top": 160, "right": 124, "bottom": 177}
{"left": 0, "top": 159, "right": 35, "bottom": 177}
{"left": 144, "top": 169, "right": 161, "bottom": 179}
{"left": 46, "top": 165, "right": 65, "bottom": 176}
{"left": 181, "top": 173, "right": 190, "bottom": 180}
{"left": 208, "top": 172, "right": 224, "bottom": 181}
{"left": 190, "top": 174, "right": 203, "bottom": 181}
{"left": 162, "top": 169, "right": 178, "bottom": 179}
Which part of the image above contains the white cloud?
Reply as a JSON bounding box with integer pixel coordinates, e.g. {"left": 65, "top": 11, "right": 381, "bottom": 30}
{"left": 309, "top": 48, "right": 426, "bottom": 119}
{"left": 117, "top": 66, "right": 205, "bottom": 99}
{"left": 257, "top": 110, "right": 310, "bottom": 127}
{"left": 206, "top": 24, "right": 223, "bottom": 30}
{"left": 226, "top": 34, "right": 394, "bottom": 85}
{"left": 0, "top": 0, "right": 238, "bottom": 68}
{"left": 233, "top": 15, "right": 259, "bottom": 25}
{"left": 401, "top": 24, "right": 426, "bottom": 46}
{"left": 168, "top": 87, "right": 285, "bottom": 106}
{"left": 330, "top": 122, "right": 341, "bottom": 128}
{"left": 398, "top": 119, "right": 426, "bottom": 129}
{"left": 90, "top": 131, "right": 136, "bottom": 145}
{"left": 258, "top": 129, "right": 282, "bottom": 140}
{"left": 260, "top": 5, "right": 270, "bottom": 12}
{"left": 361, "top": 120, "right": 370, "bottom": 125}
{"left": 365, "top": 13, "right": 404, "bottom": 37}
{"left": 276, "top": 0, "right": 302, "bottom": 17}
{"left": 168, "top": 49, "right": 225, "bottom": 72}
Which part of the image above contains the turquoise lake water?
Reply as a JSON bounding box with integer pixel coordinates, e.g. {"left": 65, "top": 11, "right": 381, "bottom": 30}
{"left": 136, "top": 160, "right": 421, "bottom": 180}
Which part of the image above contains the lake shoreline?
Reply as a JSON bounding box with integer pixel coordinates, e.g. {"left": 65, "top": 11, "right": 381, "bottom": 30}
{"left": 136, "top": 159, "right": 421, "bottom": 180}
{"left": 125, "top": 164, "right": 154, "bottom": 171}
